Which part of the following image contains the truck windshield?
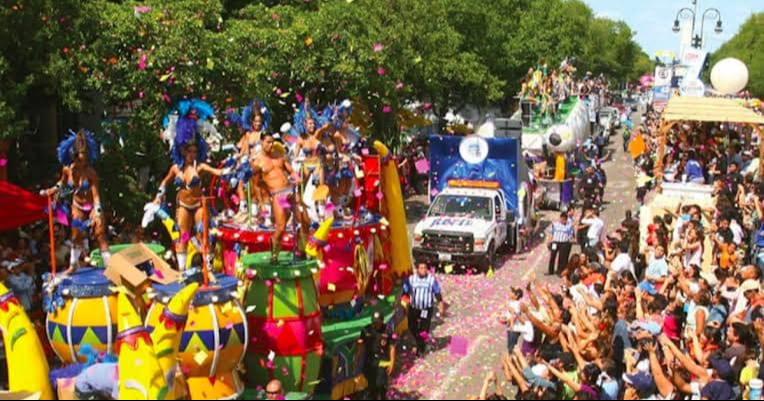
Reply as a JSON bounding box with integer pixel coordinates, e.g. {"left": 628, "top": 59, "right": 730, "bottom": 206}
{"left": 429, "top": 195, "right": 493, "bottom": 220}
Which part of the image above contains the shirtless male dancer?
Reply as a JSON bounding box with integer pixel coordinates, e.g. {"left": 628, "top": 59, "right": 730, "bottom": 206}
{"left": 254, "top": 133, "right": 310, "bottom": 263}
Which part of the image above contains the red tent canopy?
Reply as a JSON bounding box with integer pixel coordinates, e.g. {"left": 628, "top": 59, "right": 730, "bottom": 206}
{"left": 0, "top": 180, "right": 46, "bottom": 231}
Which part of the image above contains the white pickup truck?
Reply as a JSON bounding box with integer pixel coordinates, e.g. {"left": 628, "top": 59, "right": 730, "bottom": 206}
{"left": 413, "top": 181, "right": 519, "bottom": 272}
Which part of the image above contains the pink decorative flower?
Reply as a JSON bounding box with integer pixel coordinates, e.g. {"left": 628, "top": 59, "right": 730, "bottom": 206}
{"left": 373, "top": 43, "right": 384, "bottom": 53}
{"left": 138, "top": 53, "right": 147, "bottom": 71}
{"left": 377, "top": 67, "right": 386, "bottom": 76}
{"left": 383, "top": 105, "right": 392, "bottom": 113}
{"left": 134, "top": 5, "right": 151, "bottom": 14}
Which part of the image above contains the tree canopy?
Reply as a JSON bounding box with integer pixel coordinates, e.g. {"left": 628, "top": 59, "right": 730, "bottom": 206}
{"left": 0, "top": 0, "right": 654, "bottom": 222}
{"left": 1, "top": 0, "right": 653, "bottom": 140}
{"left": 709, "top": 12, "right": 764, "bottom": 97}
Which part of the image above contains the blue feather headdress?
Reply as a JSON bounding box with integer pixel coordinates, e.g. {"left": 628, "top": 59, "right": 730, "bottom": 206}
{"left": 48, "top": 344, "right": 117, "bottom": 390}
{"left": 337, "top": 99, "right": 353, "bottom": 125}
{"left": 227, "top": 99, "right": 271, "bottom": 133}
{"left": 57, "top": 129, "right": 99, "bottom": 166}
{"left": 293, "top": 100, "right": 320, "bottom": 136}
{"left": 163, "top": 99, "right": 214, "bottom": 166}
{"left": 319, "top": 99, "right": 353, "bottom": 129}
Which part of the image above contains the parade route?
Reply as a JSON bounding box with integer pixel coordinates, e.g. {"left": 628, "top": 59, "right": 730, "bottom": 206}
{"left": 392, "top": 113, "right": 641, "bottom": 400}
{"left": 1, "top": 1, "right": 760, "bottom": 398}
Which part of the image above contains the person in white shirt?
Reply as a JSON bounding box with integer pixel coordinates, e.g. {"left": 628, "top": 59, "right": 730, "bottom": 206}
{"left": 639, "top": 245, "right": 670, "bottom": 295}
{"left": 501, "top": 288, "right": 534, "bottom": 353}
{"left": 579, "top": 207, "right": 604, "bottom": 249}
{"left": 730, "top": 218, "right": 744, "bottom": 245}
{"left": 610, "top": 241, "right": 635, "bottom": 279}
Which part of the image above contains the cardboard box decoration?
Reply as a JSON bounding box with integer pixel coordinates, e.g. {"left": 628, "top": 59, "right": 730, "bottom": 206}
{"left": 104, "top": 243, "right": 178, "bottom": 291}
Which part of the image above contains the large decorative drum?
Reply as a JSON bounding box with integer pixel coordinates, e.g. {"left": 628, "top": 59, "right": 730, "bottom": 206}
{"left": 243, "top": 252, "right": 323, "bottom": 394}
{"left": 146, "top": 274, "right": 247, "bottom": 400}
{"left": 45, "top": 268, "right": 118, "bottom": 364}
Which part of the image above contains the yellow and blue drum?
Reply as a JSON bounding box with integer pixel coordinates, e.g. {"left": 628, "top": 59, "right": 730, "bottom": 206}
{"left": 45, "top": 268, "right": 118, "bottom": 364}
{"left": 145, "top": 274, "right": 247, "bottom": 400}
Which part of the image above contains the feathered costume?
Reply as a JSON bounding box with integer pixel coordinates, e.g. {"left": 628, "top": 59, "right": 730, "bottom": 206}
{"left": 58, "top": 129, "right": 100, "bottom": 166}
{"left": 320, "top": 100, "right": 361, "bottom": 211}
{"left": 162, "top": 99, "right": 214, "bottom": 167}
{"left": 288, "top": 101, "right": 321, "bottom": 140}
{"left": 50, "top": 129, "right": 100, "bottom": 230}
{"left": 53, "top": 129, "right": 109, "bottom": 269}
{"left": 226, "top": 99, "right": 272, "bottom": 187}
{"left": 320, "top": 99, "right": 353, "bottom": 129}
{"left": 224, "top": 99, "right": 273, "bottom": 216}
{"left": 227, "top": 98, "right": 272, "bottom": 133}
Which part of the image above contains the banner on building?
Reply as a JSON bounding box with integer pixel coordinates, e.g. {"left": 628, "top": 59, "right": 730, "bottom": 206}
{"left": 681, "top": 48, "right": 707, "bottom": 79}
{"left": 654, "top": 66, "right": 673, "bottom": 87}
{"left": 653, "top": 85, "right": 672, "bottom": 111}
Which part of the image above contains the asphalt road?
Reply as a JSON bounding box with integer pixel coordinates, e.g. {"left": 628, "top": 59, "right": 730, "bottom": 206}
{"left": 390, "top": 111, "right": 642, "bottom": 400}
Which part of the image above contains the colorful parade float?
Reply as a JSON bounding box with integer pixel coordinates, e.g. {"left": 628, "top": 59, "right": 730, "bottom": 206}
{"left": 216, "top": 100, "right": 412, "bottom": 398}
{"left": 512, "top": 61, "right": 596, "bottom": 210}
{"left": 0, "top": 97, "right": 412, "bottom": 400}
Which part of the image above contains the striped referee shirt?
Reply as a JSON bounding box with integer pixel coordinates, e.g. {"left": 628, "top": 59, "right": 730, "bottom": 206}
{"left": 551, "top": 221, "right": 575, "bottom": 243}
{"left": 403, "top": 273, "right": 442, "bottom": 311}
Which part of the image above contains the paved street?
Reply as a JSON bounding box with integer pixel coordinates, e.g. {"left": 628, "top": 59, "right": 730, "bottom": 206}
{"left": 391, "top": 112, "right": 641, "bottom": 400}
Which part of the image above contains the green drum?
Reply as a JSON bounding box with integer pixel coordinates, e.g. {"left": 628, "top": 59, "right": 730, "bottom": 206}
{"left": 243, "top": 252, "right": 323, "bottom": 394}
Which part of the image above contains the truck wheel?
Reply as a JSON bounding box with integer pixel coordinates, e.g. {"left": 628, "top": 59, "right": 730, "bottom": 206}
{"left": 480, "top": 244, "right": 496, "bottom": 274}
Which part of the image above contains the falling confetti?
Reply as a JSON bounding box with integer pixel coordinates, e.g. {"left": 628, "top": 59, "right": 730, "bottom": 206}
{"left": 193, "top": 350, "right": 208, "bottom": 366}
{"left": 138, "top": 53, "right": 147, "bottom": 70}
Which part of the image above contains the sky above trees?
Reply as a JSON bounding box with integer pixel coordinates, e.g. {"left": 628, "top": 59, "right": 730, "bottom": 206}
{"left": 583, "top": 0, "right": 763, "bottom": 55}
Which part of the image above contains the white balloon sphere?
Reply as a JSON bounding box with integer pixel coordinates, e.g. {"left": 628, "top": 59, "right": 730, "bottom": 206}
{"left": 711, "top": 58, "right": 749, "bottom": 95}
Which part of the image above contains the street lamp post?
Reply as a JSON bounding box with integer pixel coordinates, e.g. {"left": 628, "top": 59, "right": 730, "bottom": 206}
{"left": 672, "top": 0, "right": 723, "bottom": 49}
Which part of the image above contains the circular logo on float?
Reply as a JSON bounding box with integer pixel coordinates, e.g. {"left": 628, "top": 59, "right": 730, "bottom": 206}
{"left": 459, "top": 135, "right": 490, "bottom": 164}
{"left": 680, "top": 78, "right": 706, "bottom": 97}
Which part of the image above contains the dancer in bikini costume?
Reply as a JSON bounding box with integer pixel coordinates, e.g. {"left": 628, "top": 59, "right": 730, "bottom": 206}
{"left": 42, "top": 129, "right": 110, "bottom": 273}
{"left": 253, "top": 133, "right": 309, "bottom": 264}
{"left": 292, "top": 100, "right": 332, "bottom": 222}
{"left": 229, "top": 99, "right": 271, "bottom": 221}
{"left": 327, "top": 100, "right": 362, "bottom": 218}
{"left": 154, "top": 100, "right": 228, "bottom": 271}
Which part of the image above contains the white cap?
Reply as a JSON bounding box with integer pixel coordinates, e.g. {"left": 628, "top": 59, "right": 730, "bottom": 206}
{"left": 636, "top": 359, "right": 651, "bottom": 373}
{"left": 532, "top": 364, "right": 550, "bottom": 379}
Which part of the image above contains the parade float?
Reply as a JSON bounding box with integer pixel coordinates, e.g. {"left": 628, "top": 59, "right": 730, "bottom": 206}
{"left": 45, "top": 268, "right": 119, "bottom": 364}
{"left": 0, "top": 92, "right": 412, "bottom": 400}
{"left": 231, "top": 140, "right": 411, "bottom": 399}
{"left": 645, "top": 92, "right": 764, "bottom": 273}
{"left": 145, "top": 275, "right": 247, "bottom": 400}
{"left": 511, "top": 62, "right": 596, "bottom": 210}
{"left": 0, "top": 283, "right": 54, "bottom": 400}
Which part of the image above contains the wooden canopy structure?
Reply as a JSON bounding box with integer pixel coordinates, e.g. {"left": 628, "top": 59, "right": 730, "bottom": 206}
{"left": 662, "top": 97, "right": 764, "bottom": 124}
{"left": 655, "top": 96, "right": 764, "bottom": 183}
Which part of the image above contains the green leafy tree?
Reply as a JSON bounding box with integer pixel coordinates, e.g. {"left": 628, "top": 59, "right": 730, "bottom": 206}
{"left": 0, "top": 0, "right": 655, "bottom": 225}
{"left": 629, "top": 50, "right": 655, "bottom": 82}
{"left": 708, "top": 13, "right": 764, "bottom": 97}
{"left": 68, "top": 0, "right": 238, "bottom": 221}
